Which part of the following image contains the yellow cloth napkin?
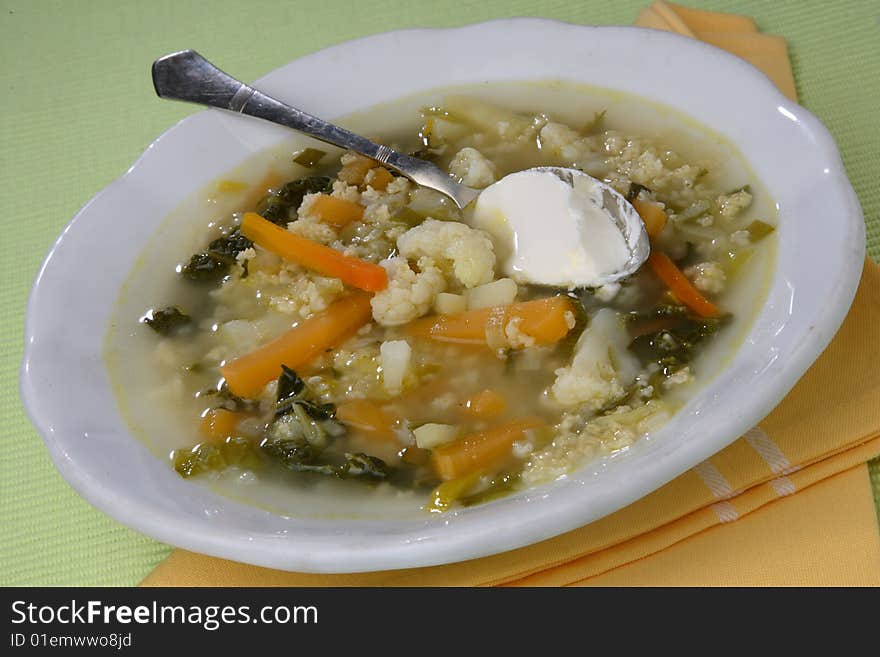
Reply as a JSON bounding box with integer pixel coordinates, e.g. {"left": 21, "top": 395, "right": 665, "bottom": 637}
{"left": 637, "top": 1, "right": 798, "bottom": 100}
{"left": 582, "top": 464, "right": 880, "bottom": 587}
{"left": 142, "top": 4, "right": 880, "bottom": 586}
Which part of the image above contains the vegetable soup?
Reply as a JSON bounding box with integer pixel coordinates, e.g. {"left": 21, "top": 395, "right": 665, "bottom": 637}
{"left": 106, "top": 81, "right": 775, "bottom": 518}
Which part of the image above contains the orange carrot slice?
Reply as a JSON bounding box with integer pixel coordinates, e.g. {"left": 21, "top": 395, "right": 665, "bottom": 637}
{"left": 460, "top": 389, "right": 507, "bottom": 418}
{"left": 241, "top": 212, "right": 387, "bottom": 292}
{"left": 633, "top": 198, "right": 668, "bottom": 237}
{"left": 199, "top": 408, "right": 245, "bottom": 440}
{"left": 406, "top": 296, "right": 575, "bottom": 347}
{"left": 431, "top": 418, "right": 544, "bottom": 481}
{"left": 648, "top": 251, "right": 721, "bottom": 318}
{"left": 310, "top": 194, "right": 364, "bottom": 227}
{"left": 337, "top": 154, "right": 375, "bottom": 185}
{"left": 221, "top": 293, "right": 373, "bottom": 398}
{"left": 336, "top": 399, "right": 401, "bottom": 443}
{"left": 365, "top": 167, "right": 394, "bottom": 191}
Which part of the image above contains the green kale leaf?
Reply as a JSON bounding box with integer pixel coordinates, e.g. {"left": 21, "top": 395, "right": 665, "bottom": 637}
{"left": 142, "top": 306, "right": 192, "bottom": 336}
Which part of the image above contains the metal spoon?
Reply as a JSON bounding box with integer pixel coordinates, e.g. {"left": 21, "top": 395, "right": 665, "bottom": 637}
{"left": 151, "top": 50, "right": 649, "bottom": 286}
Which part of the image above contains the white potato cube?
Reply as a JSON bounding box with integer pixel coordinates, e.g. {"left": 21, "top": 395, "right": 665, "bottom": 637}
{"left": 465, "top": 278, "right": 518, "bottom": 310}
{"left": 379, "top": 340, "right": 411, "bottom": 395}
{"left": 414, "top": 423, "right": 460, "bottom": 449}
{"left": 434, "top": 292, "right": 467, "bottom": 315}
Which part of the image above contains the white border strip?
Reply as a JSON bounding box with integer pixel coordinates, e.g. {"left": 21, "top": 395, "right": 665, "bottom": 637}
{"left": 743, "top": 427, "right": 800, "bottom": 475}
{"left": 693, "top": 461, "right": 740, "bottom": 522}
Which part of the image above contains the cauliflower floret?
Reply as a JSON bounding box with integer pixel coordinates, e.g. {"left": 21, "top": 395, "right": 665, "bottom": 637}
{"left": 684, "top": 261, "right": 726, "bottom": 295}
{"left": 716, "top": 188, "right": 752, "bottom": 218}
{"left": 539, "top": 121, "right": 608, "bottom": 169}
{"left": 397, "top": 219, "right": 496, "bottom": 288}
{"left": 287, "top": 217, "right": 338, "bottom": 245}
{"left": 329, "top": 179, "right": 361, "bottom": 203}
{"left": 539, "top": 121, "right": 582, "bottom": 154}
{"left": 361, "top": 176, "right": 411, "bottom": 213}
{"left": 550, "top": 309, "right": 640, "bottom": 409}
{"left": 448, "top": 147, "right": 497, "bottom": 188}
{"left": 370, "top": 256, "right": 447, "bottom": 326}
{"left": 632, "top": 150, "right": 665, "bottom": 183}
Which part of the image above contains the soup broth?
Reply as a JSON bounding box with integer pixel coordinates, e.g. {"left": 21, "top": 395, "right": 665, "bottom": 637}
{"left": 106, "top": 81, "right": 775, "bottom": 519}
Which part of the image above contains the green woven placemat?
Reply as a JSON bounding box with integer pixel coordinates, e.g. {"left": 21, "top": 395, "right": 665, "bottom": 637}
{"left": 1, "top": 0, "right": 878, "bottom": 586}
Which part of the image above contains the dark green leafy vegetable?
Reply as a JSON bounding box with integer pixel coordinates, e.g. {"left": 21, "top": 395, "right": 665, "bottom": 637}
{"left": 174, "top": 369, "right": 408, "bottom": 485}
{"left": 627, "top": 304, "right": 689, "bottom": 325}
{"left": 180, "top": 227, "right": 252, "bottom": 282}
{"left": 294, "top": 400, "right": 337, "bottom": 421}
{"left": 260, "top": 439, "right": 390, "bottom": 481}
{"left": 181, "top": 252, "right": 226, "bottom": 281}
{"left": 274, "top": 365, "right": 336, "bottom": 420}
{"left": 257, "top": 195, "right": 291, "bottom": 225}
{"left": 338, "top": 453, "right": 389, "bottom": 480}
{"left": 258, "top": 367, "right": 391, "bottom": 481}
{"left": 256, "top": 175, "right": 333, "bottom": 225}
{"left": 260, "top": 439, "right": 336, "bottom": 475}
{"left": 264, "top": 367, "right": 339, "bottom": 457}
{"left": 266, "top": 405, "right": 329, "bottom": 448}
{"left": 172, "top": 436, "right": 262, "bottom": 478}
{"left": 208, "top": 228, "right": 252, "bottom": 260}
{"left": 293, "top": 148, "right": 327, "bottom": 168}
{"left": 276, "top": 365, "right": 306, "bottom": 405}
{"left": 199, "top": 382, "right": 261, "bottom": 413}
{"left": 141, "top": 306, "right": 192, "bottom": 335}
{"left": 627, "top": 304, "right": 727, "bottom": 376}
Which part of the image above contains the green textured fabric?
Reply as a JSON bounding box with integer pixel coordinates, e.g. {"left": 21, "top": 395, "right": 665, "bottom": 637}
{"left": 1, "top": 0, "right": 878, "bottom": 586}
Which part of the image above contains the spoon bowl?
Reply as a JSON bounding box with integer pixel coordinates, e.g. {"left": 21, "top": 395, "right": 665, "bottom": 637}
{"left": 472, "top": 166, "right": 650, "bottom": 288}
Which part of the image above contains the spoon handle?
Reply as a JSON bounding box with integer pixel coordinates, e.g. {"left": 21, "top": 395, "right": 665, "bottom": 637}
{"left": 151, "top": 50, "right": 478, "bottom": 208}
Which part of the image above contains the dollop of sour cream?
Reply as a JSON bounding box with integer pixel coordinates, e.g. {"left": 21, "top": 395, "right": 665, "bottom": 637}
{"left": 471, "top": 169, "right": 631, "bottom": 288}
